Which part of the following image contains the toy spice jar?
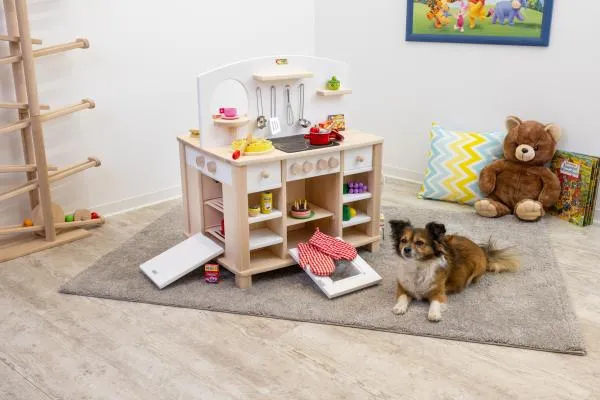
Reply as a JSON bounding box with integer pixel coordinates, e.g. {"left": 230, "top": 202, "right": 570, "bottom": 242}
{"left": 204, "top": 263, "right": 220, "bottom": 283}
{"left": 260, "top": 191, "right": 272, "bottom": 214}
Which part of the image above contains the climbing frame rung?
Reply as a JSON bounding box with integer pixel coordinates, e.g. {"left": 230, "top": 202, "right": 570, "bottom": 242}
{"left": 0, "top": 102, "right": 50, "bottom": 110}
{"left": 0, "top": 164, "right": 58, "bottom": 173}
{"left": 0, "top": 38, "right": 89, "bottom": 65}
{"left": 0, "top": 34, "right": 42, "bottom": 44}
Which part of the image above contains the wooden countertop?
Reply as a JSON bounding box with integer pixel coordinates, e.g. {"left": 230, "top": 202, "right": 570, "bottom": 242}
{"left": 177, "top": 130, "right": 384, "bottom": 166}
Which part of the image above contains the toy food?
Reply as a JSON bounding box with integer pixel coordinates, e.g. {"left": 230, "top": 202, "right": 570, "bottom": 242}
{"left": 343, "top": 205, "right": 357, "bottom": 221}
{"left": 475, "top": 116, "right": 562, "bottom": 222}
{"left": 91, "top": 212, "right": 100, "bottom": 220}
{"left": 231, "top": 137, "right": 273, "bottom": 155}
{"left": 290, "top": 199, "right": 312, "bottom": 218}
{"left": 326, "top": 76, "right": 340, "bottom": 90}
{"left": 344, "top": 181, "right": 368, "bottom": 194}
{"left": 65, "top": 214, "right": 74, "bottom": 222}
{"left": 260, "top": 192, "right": 272, "bottom": 214}
{"left": 73, "top": 209, "right": 92, "bottom": 221}
{"left": 204, "top": 263, "right": 220, "bottom": 283}
{"left": 23, "top": 218, "right": 33, "bottom": 227}
{"left": 248, "top": 205, "right": 260, "bottom": 217}
{"left": 189, "top": 128, "right": 200, "bottom": 136}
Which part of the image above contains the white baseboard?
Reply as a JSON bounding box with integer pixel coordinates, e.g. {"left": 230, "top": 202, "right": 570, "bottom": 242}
{"left": 382, "top": 164, "right": 600, "bottom": 225}
{"left": 93, "top": 185, "right": 182, "bottom": 217}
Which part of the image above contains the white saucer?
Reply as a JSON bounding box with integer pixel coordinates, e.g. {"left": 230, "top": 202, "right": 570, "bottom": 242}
{"left": 221, "top": 115, "right": 240, "bottom": 120}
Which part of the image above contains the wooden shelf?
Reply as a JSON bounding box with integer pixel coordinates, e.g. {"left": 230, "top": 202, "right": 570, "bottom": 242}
{"left": 344, "top": 166, "right": 373, "bottom": 176}
{"left": 286, "top": 203, "right": 333, "bottom": 227}
{"left": 249, "top": 228, "right": 283, "bottom": 251}
{"left": 316, "top": 88, "right": 352, "bottom": 96}
{"left": 343, "top": 192, "right": 372, "bottom": 203}
{"left": 342, "top": 228, "right": 380, "bottom": 248}
{"left": 206, "top": 226, "right": 225, "bottom": 243}
{"left": 213, "top": 116, "right": 250, "bottom": 128}
{"left": 342, "top": 211, "right": 371, "bottom": 228}
{"left": 287, "top": 227, "right": 313, "bottom": 249}
{"left": 249, "top": 209, "right": 282, "bottom": 224}
{"left": 205, "top": 198, "right": 224, "bottom": 213}
{"left": 252, "top": 71, "right": 314, "bottom": 82}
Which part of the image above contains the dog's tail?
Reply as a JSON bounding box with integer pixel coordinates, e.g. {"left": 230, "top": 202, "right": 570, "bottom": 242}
{"left": 480, "top": 239, "right": 520, "bottom": 273}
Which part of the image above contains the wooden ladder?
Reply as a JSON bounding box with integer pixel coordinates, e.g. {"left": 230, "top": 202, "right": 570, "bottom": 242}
{"left": 0, "top": 0, "right": 104, "bottom": 262}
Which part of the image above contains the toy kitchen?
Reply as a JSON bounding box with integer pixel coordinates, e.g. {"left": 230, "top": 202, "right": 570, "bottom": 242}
{"left": 141, "top": 55, "right": 384, "bottom": 290}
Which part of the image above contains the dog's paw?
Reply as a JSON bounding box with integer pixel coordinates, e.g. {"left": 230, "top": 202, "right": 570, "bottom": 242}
{"left": 392, "top": 295, "right": 410, "bottom": 315}
{"left": 427, "top": 300, "right": 443, "bottom": 322}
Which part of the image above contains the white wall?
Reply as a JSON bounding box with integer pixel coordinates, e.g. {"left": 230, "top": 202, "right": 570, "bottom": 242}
{"left": 0, "top": 0, "right": 315, "bottom": 225}
{"left": 315, "top": 1, "right": 600, "bottom": 211}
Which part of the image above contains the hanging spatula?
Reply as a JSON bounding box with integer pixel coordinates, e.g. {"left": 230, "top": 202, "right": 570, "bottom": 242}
{"left": 269, "top": 85, "right": 281, "bottom": 135}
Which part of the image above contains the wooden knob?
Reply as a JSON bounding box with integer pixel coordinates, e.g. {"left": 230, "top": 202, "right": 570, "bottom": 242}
{"left": 328, "top": 157, "right": 339, "bottom": 169}
{"left": 207, "top": 161, "right": 217, "bottom": 173}
{"left": 317, "top": 159, "right": 328, "bottom": 170}
{"left": 290, "top": 163, "right": 301, "bottom": 175}
{"left": 261, "top": 170, "right": 270, "bottom": 179}
{"left": 196, "top": 156, "right": 205, "bottom": 168}
{"left": 356, "top": 155, "right": 365, "bottom": 163}
{"left": 303, "top": 161, "right": 313, "bottom": 173}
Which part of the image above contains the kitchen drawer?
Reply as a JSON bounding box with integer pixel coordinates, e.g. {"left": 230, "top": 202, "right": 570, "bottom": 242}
{"left": 286, "top": 152, "right": 341, "bottom": 182}
{"left": 246, "top": 161, "right": 281, "bottom": 193}
{"left": 343, "top": 146, "right": 373, "bottom": 175}
{"left": 186, "top": 147, "right": 232, "bottom": 186}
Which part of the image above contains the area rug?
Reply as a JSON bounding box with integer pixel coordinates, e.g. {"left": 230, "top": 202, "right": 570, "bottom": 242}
{"left": 60, "top": 204, "right": 586, "bottom": 355}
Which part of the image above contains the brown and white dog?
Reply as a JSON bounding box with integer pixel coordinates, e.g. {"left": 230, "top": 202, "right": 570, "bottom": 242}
{"left": 389, "top": 220, "right": 519, "bottom": 322}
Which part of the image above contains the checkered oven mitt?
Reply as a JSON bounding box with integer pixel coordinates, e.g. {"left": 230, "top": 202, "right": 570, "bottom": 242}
{"left": 297, "top": 242, "right": 335, "bottom": 276}
{"left": 309, "top": 228, "right": 357, "bottom": 261}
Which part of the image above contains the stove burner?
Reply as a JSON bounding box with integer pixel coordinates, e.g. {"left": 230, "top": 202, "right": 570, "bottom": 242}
{"left": 270, "top": 134, "right": 340, "bottom": 153}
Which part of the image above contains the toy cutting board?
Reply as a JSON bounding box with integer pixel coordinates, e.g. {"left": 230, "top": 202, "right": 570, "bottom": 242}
{"left": 140, "top": 233, "right": 224, "bottom": 289}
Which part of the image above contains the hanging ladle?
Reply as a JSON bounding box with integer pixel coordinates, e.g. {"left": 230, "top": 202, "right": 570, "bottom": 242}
{"left": 256, "top": 87, "right": 267, "bottom": 129}
{"left": 297, "top": 83, "right": 311, "bottom": 128}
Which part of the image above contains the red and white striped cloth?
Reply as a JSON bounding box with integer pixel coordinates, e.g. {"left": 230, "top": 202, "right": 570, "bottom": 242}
{"left": 309, "top": 228, "right": 357, "bottom": 261}
{"left": 297, "top": 242, "right": 335, "bottom": 276}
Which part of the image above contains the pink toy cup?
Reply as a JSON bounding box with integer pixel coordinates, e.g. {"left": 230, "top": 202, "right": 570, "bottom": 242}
{"left": 219, "top": 107, "right": 238, "bottom": 118}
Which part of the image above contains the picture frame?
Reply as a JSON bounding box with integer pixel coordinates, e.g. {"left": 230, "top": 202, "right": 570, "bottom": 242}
{"left": 406, "top": 0, "right": 554, "bottom": 47}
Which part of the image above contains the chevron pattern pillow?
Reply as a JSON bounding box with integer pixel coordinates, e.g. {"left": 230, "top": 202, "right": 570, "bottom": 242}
{"left": 418, "top": 124, "right": 506, "bottom": 205}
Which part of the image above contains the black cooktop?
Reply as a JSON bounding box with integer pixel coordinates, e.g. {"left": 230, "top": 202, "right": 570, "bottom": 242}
{"left": 269, "top": 134, "right": 340, "bottom": 153}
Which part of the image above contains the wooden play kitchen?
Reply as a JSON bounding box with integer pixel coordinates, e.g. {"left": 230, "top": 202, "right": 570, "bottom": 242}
{"left": 0, "top": 0, "right": 104, "bottom": 262}
{"left": 177, "top": 56, "right": 383, "bottom": 288}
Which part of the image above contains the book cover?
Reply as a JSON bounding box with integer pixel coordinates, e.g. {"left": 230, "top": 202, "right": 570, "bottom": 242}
{"left": 549, "top": 150, "right": 599, "bottom": 227}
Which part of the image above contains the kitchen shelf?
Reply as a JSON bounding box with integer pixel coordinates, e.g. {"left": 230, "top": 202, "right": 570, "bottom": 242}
{"left": 212, "top": 115, "right": 250, "bottom": 128}
{"left": 342, "top": 227, "right": 379, "bottom": 247}
{"left": 249, "top": 228, "right": 283, "bottom": 251}
{"left": 252, "top": 71, "right": 314, "bottom": 82}
{"left": 206, "top": 226, "right": 225, "bottom": 243}
{"left": 286, "top": 203, "right": 333, "bottom": 227}
{"left": 287, "top": 227, "right": 314, "bottom": 249}
{"left": 343, "top": 166, "right": 373, "bottom": 176}
{"left": 342, "top": 211, "right": 372, "bottom": 228}
{"left": 205, "top": 198, "right": 224, "bottom": 213}
{"left": 248, "top": 209, "right": 283, "bottom": 224}
{"left": 342, "top": 192, "right": 372, "bottom": 203}
{"left": 316, "top": 88, "right": 352, "bottom": 96}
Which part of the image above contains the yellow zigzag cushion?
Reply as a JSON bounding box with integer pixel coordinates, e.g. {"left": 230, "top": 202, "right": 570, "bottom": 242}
{"left": 418, "top": 124, "right": 506, "bottom": 205}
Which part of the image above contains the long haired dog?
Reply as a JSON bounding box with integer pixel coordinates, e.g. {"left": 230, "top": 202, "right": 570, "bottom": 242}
{"left": 389, "top": 220, "right": 519, "bottom": 322}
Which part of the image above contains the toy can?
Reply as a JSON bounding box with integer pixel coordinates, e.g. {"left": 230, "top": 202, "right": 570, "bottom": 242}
{"left": 204, "top": 263, "right": 220, "bottom": 283}
{"left": 260, "top": 191, "right": 272, "bottom": 214}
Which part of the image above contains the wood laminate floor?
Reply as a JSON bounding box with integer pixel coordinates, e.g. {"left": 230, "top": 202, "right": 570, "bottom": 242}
{"left": 1, "top": 180, "right": 599, "bottom": 400}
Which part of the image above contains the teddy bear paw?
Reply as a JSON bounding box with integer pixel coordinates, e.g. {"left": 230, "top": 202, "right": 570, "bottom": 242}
{"left": 475, "top": 199, "right": 498, "bottom": 218}
{"left": 515, "top": 199, "right": 545, "bottom": 222}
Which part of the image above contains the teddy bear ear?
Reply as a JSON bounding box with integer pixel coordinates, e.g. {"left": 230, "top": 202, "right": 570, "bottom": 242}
{"left": 545, "top": 123, "right": 561, "bottom": 143}
{"left": 506, "top": 116, "right": 522, "bottom": 131}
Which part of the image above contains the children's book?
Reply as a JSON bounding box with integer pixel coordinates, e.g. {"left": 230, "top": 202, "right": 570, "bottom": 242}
{"left": 549, "top": 150, "right": 599, "bottom": 227}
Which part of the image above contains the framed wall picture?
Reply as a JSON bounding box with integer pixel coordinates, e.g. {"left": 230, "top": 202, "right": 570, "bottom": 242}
{"left": 406, "top": 0, "right": 555, "bottom": 46}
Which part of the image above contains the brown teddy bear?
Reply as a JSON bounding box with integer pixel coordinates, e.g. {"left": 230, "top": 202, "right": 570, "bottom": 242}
{"left": 474, "top": 116, "right": 561, "bottom": 221}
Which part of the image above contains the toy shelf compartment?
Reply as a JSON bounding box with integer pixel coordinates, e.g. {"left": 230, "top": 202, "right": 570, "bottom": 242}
{"left": 212, "top": 115, "right": 250, "bottom": 128}
{"left": 248, "top": 190, "right": 283, "bottom": 224}
{"left": 252, "top": 71, "right": 314, "bottom": 82}
{"left": 316, "top": 88, "right": 352, "bottom": 96}
{"left": 285, "top": 175, "right": 337, "bottom": 228}
{"left": 202, "top": 174, "right": 225, "bottom": 243}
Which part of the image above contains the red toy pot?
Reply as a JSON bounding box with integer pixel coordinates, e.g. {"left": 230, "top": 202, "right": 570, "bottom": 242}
{"left": 304, "top": 127, "right": 344, "bottom": 146}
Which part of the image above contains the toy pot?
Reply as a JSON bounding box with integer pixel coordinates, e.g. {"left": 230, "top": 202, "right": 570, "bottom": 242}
{"left": 219, "top": 107, "right": 237, "bottom": 118}
{"left": 304, "top": 127, "right": 344, "bottom": 146}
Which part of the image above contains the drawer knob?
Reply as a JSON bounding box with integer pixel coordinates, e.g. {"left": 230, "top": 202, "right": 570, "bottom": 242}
{"left": 356, "top": 155, "right": 365, "bottom": 163}
{"left": 317, "top": 159, "right": 328, "bottom": 170}
{"left": 206, "top": 161, "right": 217, "bottom": 173}
{"left": 196, "top": 156, "right": 205, "bottom": 168}
{"left": 260, "top": 170, "right": 270, "bottom": 179}
{"left": 290, "top": 162, "right": 302, "bottom": 176}
{"left": 328, "top": 157, "right": 339, "bottom": 169}
{"left": 303, "top": 161, "right": 313, "bottom": 173}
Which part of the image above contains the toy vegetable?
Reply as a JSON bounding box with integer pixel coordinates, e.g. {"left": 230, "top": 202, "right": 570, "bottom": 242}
{"left": 326, "top": 76, "right": 340, "bottom": 90}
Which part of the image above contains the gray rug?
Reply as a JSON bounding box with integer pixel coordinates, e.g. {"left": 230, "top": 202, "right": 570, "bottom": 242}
{"left": 60, "top": 204, "right": 586, "bottom": 355}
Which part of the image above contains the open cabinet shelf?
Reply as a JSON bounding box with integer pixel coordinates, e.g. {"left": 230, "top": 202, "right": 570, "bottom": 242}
{"left": 252, "top": 71, "right": 314, "bottom": 81}
{"left": 342, "top": 211, "right": 371, "bottom": 228}
{"left": 286, "top": 203, "right": 333, "bottom": 227}
{"left": 342, "top": 227, "right": 378, "bottom": 247}
{"left": 212, "top": 116, "right": 250, "bottom": 128}
{"left": 316, "top": 88, "right": 352, "bottom": 96}
{"left": 342, "top": 192, "right": 372, "bottom": 203}
{"left": 249, "top": 228, "right": 283, "bottom": 251}
{"left": 249, "top": 209, "right": 282, "bottom": 224}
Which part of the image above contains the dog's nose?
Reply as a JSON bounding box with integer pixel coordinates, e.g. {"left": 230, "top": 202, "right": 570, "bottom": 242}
{"left": 522, "top": 148, "right": 529, "bottom": 153}
{"left": 403, "top": 247, "right": 412, "bottom": 255}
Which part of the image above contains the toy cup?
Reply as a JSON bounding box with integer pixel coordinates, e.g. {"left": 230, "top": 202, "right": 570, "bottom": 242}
{"left": 219, "top": 107, "right": 238, "bottom": 118}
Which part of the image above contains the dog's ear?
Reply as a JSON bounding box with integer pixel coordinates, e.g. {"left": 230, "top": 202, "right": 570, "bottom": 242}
{"left": 389, "top": 219, "right": 411, "bottom": 238}
{"left": 426, "top": 222, "right": 446, "bottom": 242}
